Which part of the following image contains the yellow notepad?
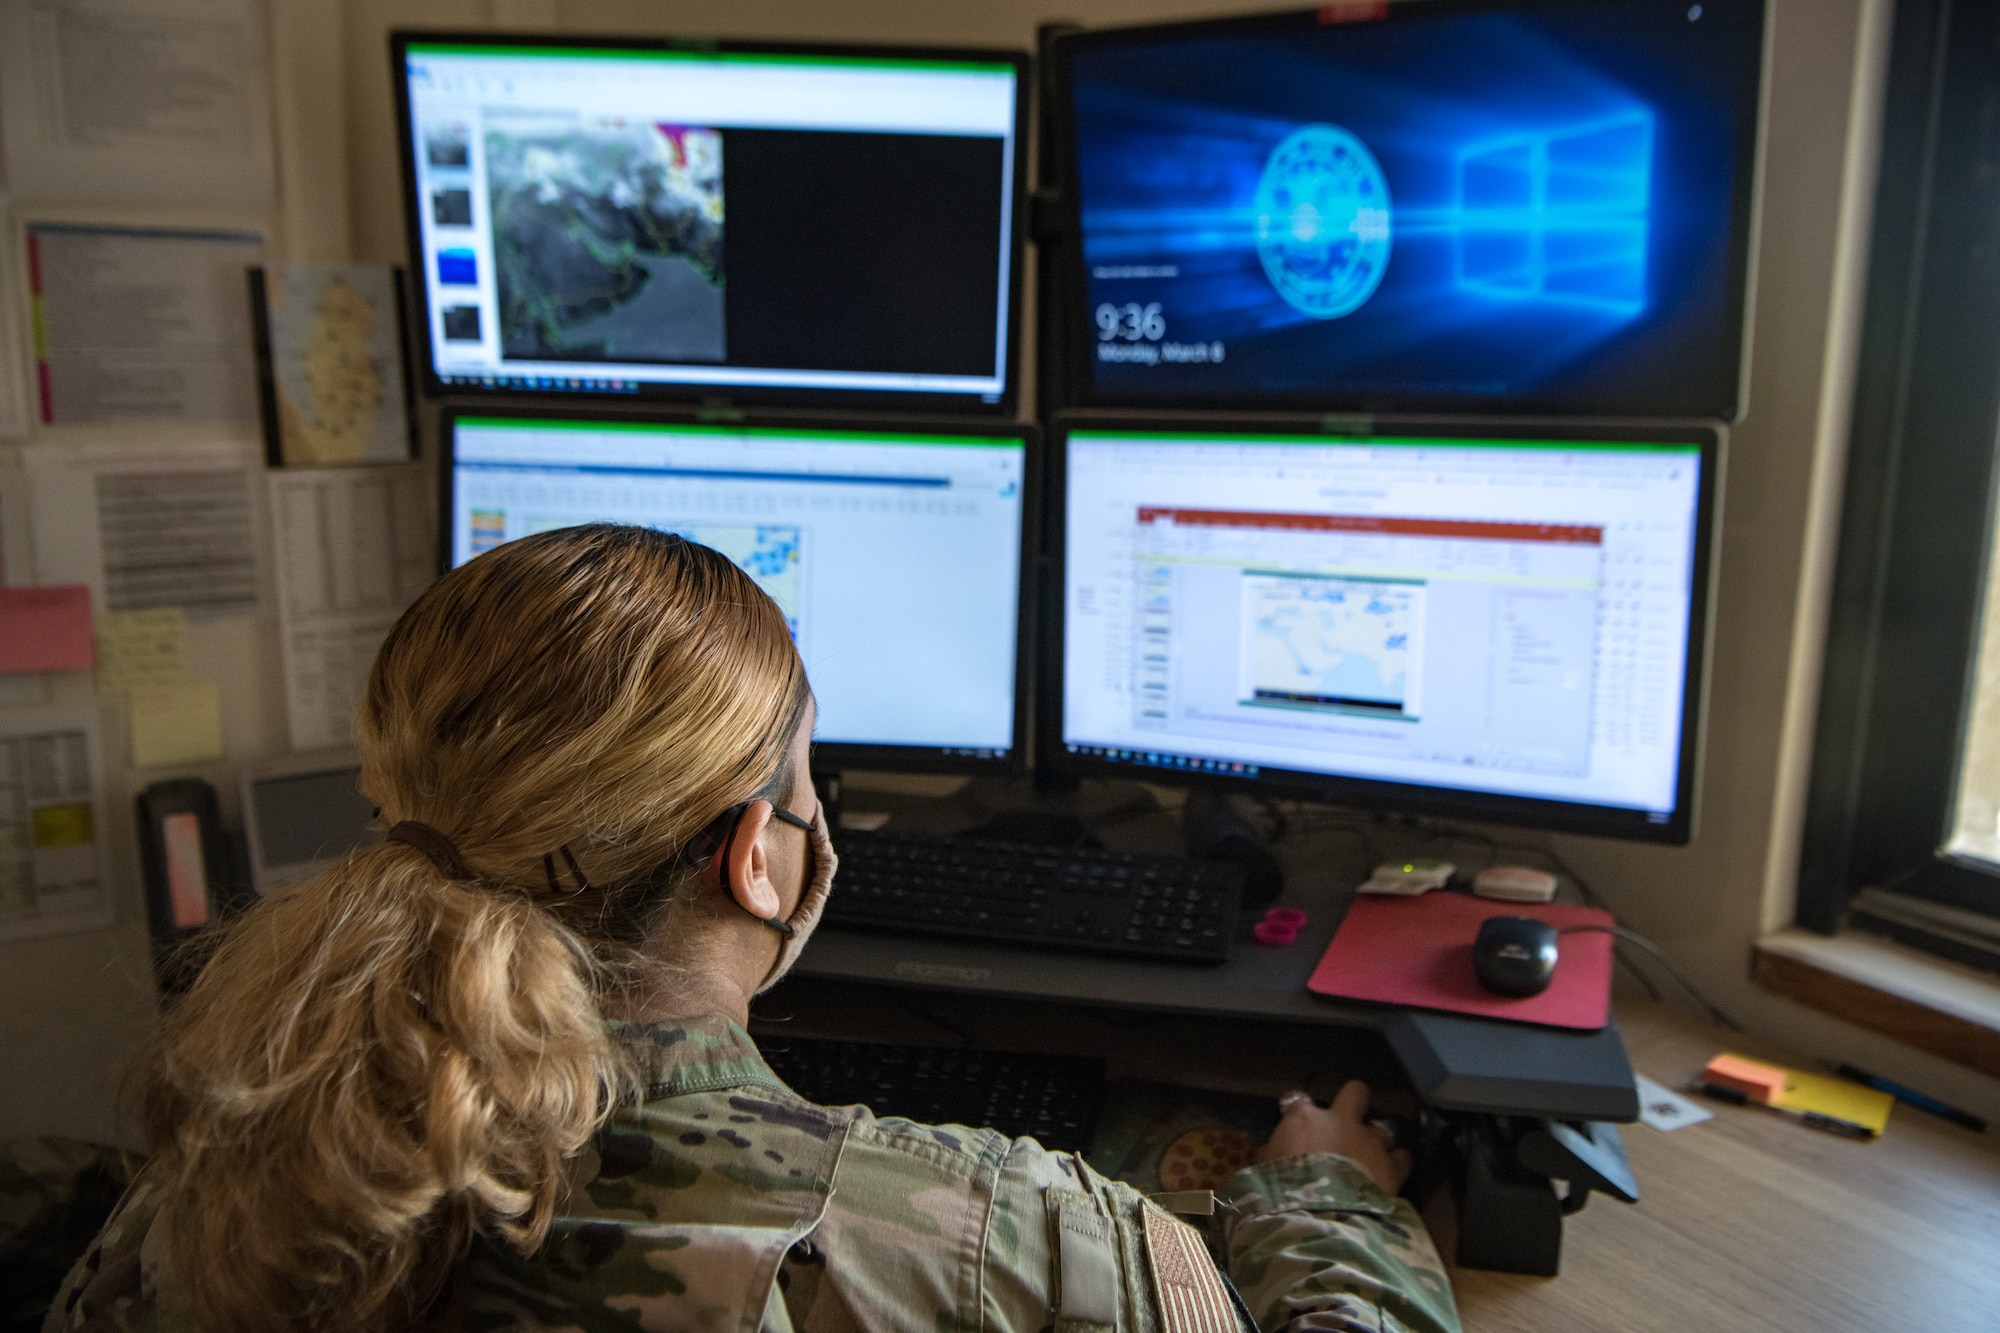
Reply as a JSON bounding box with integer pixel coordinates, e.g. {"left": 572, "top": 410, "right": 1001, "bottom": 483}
{"left": 1716, "top": 1053, "right": 1895, "bottom": 1135}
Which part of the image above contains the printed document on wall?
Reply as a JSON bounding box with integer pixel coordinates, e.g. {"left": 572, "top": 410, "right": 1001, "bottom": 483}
{"left": 0, "top": 0, "right": 275, "bottom": 209}
{"left": 271, "top": 466, "right": 433, "bottom": 750}
{"left": 0, "top": 705, "right": 115, "bottom": 943}
{"left": 23, "top": 438, "right": 263, "bottom": 621}
{"left": 24, "top": 222, "right": 264, "bottom": 427}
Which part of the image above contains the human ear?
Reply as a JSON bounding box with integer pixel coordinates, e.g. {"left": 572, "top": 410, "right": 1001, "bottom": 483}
{"left": 724, "top": 801, "right": 782, "bottom": 921}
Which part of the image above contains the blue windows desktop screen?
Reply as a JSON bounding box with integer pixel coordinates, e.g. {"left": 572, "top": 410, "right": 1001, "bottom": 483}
{"left": 1064, "top": 0, "right": 1765, "bottom": 418}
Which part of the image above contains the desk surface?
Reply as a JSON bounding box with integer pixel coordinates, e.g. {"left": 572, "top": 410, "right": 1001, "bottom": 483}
{"left": 1443, "top": 995, "right": 2000, "bottom": 1333}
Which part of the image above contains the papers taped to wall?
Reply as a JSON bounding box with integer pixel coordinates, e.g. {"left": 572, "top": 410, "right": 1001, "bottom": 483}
{"left": 0, "top": 0, "right": 276, "bottom": 210}
{"left": 0, "top": 705, "right": 115, "bottom": 943}
{"left": 23, "top": 438, "right": 264, "bottom": 622}
{"left": 270, "top": 466, "right": 433, "bottom": 750}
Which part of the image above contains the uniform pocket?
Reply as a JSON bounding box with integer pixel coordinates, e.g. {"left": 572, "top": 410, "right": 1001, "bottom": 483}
{"left": 1046, "top": 1187, "right": 1121, "bottom": 1332}
{"left": 1049, "top": 1174, "right": 1250, "bottom": 1333}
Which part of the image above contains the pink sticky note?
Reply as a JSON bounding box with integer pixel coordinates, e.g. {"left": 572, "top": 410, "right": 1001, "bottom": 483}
{"left": 0, "top": 586, "right": 95, "bottom": 673}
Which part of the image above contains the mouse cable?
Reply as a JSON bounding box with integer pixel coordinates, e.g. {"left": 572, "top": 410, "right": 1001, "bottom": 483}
{"left": 1543, "top": 918, "right": 1666, "bottom": 1003}
{"left": 1560, "top": 924, "right": 1743, "bottom": 1031}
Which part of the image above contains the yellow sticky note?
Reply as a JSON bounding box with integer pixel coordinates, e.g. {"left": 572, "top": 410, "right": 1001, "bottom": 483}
{"left": 96, "top": 608, "right": 190, "bottom": 695}
{"left": 129, "top": 680, "right": 224, "bottom": 768}
{"left": 30, "top": 801, "right": 95, "bottom": 848}
{"left": 1770, "top": 1066, "right": 1895, "bottom": 1136}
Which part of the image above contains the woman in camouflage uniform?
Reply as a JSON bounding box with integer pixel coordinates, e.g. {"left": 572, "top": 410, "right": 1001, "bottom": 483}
{"left": 49, "top": 525, "right": 1459, "bottom": 1333}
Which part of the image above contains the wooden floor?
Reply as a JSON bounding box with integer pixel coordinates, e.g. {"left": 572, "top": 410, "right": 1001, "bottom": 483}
{"left": 1440, "top": 996, "right": 2000, "bottom": 1333}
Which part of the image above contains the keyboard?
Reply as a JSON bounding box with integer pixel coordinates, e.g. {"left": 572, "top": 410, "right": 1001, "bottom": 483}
{"left": 758, "top": 1035, "right": 1107, "bottom": 1151}
{"left": 825, "top": 828, "right": 1245, "bottom": 963}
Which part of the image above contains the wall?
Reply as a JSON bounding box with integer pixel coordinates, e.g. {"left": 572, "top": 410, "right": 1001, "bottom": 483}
{"left": 8, "top": 0, "right": 1985, "bottom": 1143}
{"left": 1553, "top": 0, "right": 2000, "bottom": 1123}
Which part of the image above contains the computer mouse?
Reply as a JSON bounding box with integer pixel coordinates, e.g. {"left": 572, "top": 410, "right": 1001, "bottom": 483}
{"left": 1472, "top": 915, "right": 1560, "bottom": 997}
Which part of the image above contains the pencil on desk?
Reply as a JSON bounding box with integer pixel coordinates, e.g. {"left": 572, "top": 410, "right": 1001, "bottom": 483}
{"left": 1832, "top": 1064, "right": 1987, "bottom": 1133}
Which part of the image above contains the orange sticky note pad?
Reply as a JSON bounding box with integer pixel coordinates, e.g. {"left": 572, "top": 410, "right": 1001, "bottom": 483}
{"left": 0, "top": 586, "right": 95, "bottom": 673}
{"left": 1704, "top": 1053, "right": 1787, "bottom": 1104}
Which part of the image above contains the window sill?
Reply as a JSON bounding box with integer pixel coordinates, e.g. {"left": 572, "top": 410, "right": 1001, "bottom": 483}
{"left": 1753, "top": 929, "right": 2000, "bottom": 1078}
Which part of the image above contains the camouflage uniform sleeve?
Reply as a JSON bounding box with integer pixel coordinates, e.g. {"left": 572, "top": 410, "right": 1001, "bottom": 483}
{"left": 2, "top": 1137, "right": 133, "bottom": 1332}
{"left": 1217, "top": 1153, "right": 1461, "bottom": 1333}
{"left": 39, "top": 1175, "right": 168, "bottom": 1333}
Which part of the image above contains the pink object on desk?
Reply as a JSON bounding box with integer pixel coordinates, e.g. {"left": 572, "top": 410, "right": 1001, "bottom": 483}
{"left": 0, "top": 586, "right": 94, "bottom": 673}
{"left": 1252, "top": 906, "right": 1309, "bottom": 947}
{"left": 1306, "top": 891, "right": 1615, "bottom": 1030}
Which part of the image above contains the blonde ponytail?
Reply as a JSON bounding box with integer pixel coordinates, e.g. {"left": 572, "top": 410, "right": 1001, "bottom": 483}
{"left": 138, "top": 526, "right": 808, "bottom": 1331}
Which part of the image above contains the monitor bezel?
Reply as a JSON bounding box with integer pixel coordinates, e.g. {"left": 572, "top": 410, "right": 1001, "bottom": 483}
{"left": 392, "top": 31, "right": 1031, "bottom": 418}
{"left": 1043, "top": 0, "right": 1768, "bottom": 422}
{"left": 438, "top": 403, "right": 1040, "bottom": 778}
{"left": 1036, "top": 411, "right": 1723, "bottom": 845}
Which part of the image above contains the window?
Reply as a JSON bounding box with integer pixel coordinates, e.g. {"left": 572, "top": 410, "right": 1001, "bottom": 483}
{"left": 1798, "top": 0, "right": 2000, "bottom": 966}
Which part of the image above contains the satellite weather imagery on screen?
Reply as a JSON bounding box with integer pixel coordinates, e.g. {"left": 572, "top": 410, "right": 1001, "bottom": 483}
{"left": 486, "top": 120, "right": 726, "bottom": 364}
{"left": 1069, "top": 1, "right": 1762, "bottom": 416}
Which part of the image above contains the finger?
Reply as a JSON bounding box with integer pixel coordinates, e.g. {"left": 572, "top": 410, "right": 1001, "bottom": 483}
{"left": 1276, "top": 1089, "right": 1315, "bottom": 1116}
{"left": 1330, "top": 1079, "right": 1371, "bottom": 1122}
{"left": 1390, "top": 1147, "right": 1413, "bottom": 1181}
{"left": 1369, "top": 1119, "right": 1397, "bottom": 1147}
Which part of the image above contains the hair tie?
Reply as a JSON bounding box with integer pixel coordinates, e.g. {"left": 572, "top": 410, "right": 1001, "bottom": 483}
{"left": 386, "top": 821, "right": 475, "bottom": 881}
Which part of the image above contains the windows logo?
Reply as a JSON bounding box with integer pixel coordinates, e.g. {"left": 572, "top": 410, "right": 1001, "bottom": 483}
{"left": 1454, "top": 112, "right": 1654, "bottom": 313}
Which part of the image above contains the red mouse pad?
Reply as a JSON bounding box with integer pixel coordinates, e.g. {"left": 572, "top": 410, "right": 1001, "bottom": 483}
{"left": 1306, "top": 892, "right": 1616, "bottom": 1030}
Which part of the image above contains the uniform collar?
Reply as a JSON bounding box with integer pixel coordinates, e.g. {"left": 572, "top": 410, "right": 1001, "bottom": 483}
{"left": 608, "top": 1013, "right": 792, "bottom": 1100}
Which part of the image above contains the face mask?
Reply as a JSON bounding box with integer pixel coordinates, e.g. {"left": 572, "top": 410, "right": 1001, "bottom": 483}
{"left": 754, "top": 810, "right": 837, "bottom": 993}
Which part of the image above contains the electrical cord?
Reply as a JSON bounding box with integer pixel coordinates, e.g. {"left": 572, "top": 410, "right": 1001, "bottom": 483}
{"left": 1608, "top": 925, "right": 1743, "bottom": 1031}
{"left": 1612, "top": 948, "right": 1665, "bottom": 1003}
{"left": 1558, "top": 924, "right": 1742, "bottom": 1031}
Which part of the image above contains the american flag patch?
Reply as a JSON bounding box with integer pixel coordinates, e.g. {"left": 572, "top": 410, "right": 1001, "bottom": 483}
{"left": 1142, "top": 1205, "right": 1240, "bottom": 1333}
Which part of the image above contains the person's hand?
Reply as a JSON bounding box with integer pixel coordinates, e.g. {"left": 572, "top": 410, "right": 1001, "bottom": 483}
{"left": 1253, "top": 1080, "right": 1412, "bottom": 1197}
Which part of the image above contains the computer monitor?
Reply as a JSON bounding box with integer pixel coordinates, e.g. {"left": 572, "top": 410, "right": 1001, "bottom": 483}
{"left": 443, "top": 409, "right": 1031, "bottom": 770}
{"left": 1044, "top": 419, "right": 1719, "bottom": 842}
{"left": 1048, "top": 0, "right": 1766, "bottom": 419}
{"left": 394, "top": 34, "right": 1027, "bottom": 412}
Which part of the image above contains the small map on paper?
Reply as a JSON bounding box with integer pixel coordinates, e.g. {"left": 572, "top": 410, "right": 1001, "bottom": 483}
{"left": 253, "top": 264, "right": 411, "bottom": 466}
{"left": 1241, "top": 573, "right": 1421, "bottom": 718}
